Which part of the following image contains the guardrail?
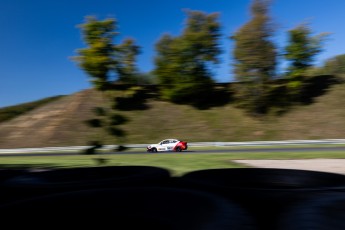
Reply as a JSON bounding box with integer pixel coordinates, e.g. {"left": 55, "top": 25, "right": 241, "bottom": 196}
{"left": 1, "top": 139, "right": 345, "bottom": 154}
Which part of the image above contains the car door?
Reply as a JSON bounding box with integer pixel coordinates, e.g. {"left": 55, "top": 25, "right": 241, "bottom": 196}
{"left": 159, "top": 140, "right": 170, "bottom": 151}
{"left": 166, "top": 140, "right": 177, "bottom": 151}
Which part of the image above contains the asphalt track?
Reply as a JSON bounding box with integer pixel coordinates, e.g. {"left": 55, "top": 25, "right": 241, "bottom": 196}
{"left": 0, "top": 146, "right": 345, "bottom": 157}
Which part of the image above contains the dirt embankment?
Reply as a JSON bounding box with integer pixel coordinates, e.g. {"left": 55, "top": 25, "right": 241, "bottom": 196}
{"left": 0, "top": 89, "right": 103, "bottom": 148}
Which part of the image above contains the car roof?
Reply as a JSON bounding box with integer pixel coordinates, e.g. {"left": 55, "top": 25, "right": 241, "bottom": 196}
{"left": 161, "top": 139, "right": 179, "bottom": 142}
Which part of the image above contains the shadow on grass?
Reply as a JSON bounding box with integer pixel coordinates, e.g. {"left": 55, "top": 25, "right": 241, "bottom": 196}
{"left": 0, "top": 164, "right": 58, "bottom": 170}
{"left": 170, "top": 83, "right": 233, "bottom": 110}
{"left": 112, "top": 85, "right": 158, "bottom": 111}
{"left": 268, "top": 75, "right": 342, "bottom": 115}
{"left": 300, "top": 75, "right": 342, "bottom": 104}
{"left": 190, "top": 86, "right": 232, "bottom": 110}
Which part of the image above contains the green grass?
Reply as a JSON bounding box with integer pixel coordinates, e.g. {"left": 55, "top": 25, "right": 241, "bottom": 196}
{"left": 1, "top": 150, "right": 345, "bottom": 176}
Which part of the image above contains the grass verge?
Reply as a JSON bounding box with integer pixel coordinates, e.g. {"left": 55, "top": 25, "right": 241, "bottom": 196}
{"left": 1, "top": 150, "right": 345, "bottom": 176}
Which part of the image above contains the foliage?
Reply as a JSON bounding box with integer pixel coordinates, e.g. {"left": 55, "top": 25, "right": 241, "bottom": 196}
{"left": 73, "top": 16, "right": 138, "bottom": 153}
{"left": 115, "top": 38, "right": 141, "bottom": 84}
{"left": 72, "top": 16, "right": 141, "bottom": 90}
{"left": 72, "top": 16, "right": 117, "bottom": 90}
{"left": 231, "top": 0, "right": 277, "bottom": 114}
{"left": 0, "top": 96, "right": 65, "bottom": 123}
{"left": 316, "top": 54, "right": 345, "bottom": 76}
{"left": 153, "top": 10, "right": 221, "bottom": 107}
{"left": 284, "top": 23, "right": 328, "bottom": 77}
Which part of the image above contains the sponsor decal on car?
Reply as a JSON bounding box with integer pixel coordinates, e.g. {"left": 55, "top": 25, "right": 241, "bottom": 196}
{"left": 147, "top": 139, "right": 188, "bottom": 152}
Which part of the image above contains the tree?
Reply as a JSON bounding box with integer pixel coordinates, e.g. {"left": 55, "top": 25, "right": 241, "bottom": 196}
{"left": 72, "top": 16, "right": 117, "bottom": 90}
{"left": 153, "top": 10, "right": 221, "bottom": 107}
{"left": 154, "top": 34, "right": 176, "bottom": 88}
{"left": 72, "top": 16, "right": 139, "bottom": 153}
{"left": 284, "top": 23, "right": 328, "bottom": 77}
{"left": 116, "top": 38, "right": 141, "bottom": 84}
{"left": 72, "top": 16, "right": 141, "bottom": 89}
{"left": 320, "top": 54, "right": 345, "bottom": 75}
{"left": 231, "top": 0, "right": 277, "bottom": 114}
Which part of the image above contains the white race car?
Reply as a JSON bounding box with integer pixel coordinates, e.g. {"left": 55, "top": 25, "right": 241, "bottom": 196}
{"left": 147, "top": 139, "right": 188, "bottom": 152}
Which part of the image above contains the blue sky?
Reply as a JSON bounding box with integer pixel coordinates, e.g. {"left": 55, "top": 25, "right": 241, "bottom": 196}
{"left": 1, "top": 0, "right": 345, "bottom": 107}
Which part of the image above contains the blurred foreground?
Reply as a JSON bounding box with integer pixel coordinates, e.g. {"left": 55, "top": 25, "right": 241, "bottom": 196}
{"left": 1, "top": 166, "right": 345, "bottom": 229}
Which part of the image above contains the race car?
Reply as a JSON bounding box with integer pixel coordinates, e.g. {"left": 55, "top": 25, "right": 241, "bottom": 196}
{"left": 147, "top": 139, "right": 188, "bottom": 152}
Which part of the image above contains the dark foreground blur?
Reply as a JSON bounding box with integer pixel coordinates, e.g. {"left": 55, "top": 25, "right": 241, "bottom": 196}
{"left": 1, "top": 166, "right": 345, "bottom": 229}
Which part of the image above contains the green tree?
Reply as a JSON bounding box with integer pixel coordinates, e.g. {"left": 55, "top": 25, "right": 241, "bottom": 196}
{"left": 153, "top": 10, "right": 221, "bottom": 106}
{"left": 231, "top": 0, "right": 277, "bottom": 114}
{"left": 116, "top": 38, "right": 141, "bottom": 84}
{"left": 72, "top": 16, "right": 141, "bottom": 89}
{"left": 72, "top": 16, "right": 118, "bottom": 91}
{"left": 321, "top": 54, "right": 345, "bottom": 75}
{"left": 72, "top": 16, "right": 138, "bottom": 153}
{"left": 284, "top": 23, "right": 328, "bottom": 77}
{"left": 154, "top": 34, "right": 175, "bottom": 88}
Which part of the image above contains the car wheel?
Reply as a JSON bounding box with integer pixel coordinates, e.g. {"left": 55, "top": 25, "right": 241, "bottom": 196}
{"left": 152, "top": 148, "right": 157, "bottom": 153}
{"left": 175, "top": 147, "right": 182, "bottom": 152}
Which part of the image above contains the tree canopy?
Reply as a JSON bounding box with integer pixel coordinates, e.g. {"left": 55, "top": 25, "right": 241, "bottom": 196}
{"left": 73, "top": 16, "right": 141, "bottom": 90}
{"left": 153, "top": 10, "right": 221, "bottom": 105}
{"left": 284, "top": 23, "right": 328, "bottom": 77}
{"left": 231, "top": 0, "right": 277, "bottom": 114}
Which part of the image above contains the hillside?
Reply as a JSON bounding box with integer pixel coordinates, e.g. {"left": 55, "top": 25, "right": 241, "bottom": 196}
{"left": 0, "top": 89, "right": 104, "bottom": 148}
{"left": 0, "top": 95, "right": 65, "bottom": 123}
{"left": 1, "top": 81, "right": 345, "bottom": 149}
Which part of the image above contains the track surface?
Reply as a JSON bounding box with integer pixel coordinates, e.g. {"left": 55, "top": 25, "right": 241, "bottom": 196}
{"left": 0, "top": 146, "right": 345, "bottom": 157}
